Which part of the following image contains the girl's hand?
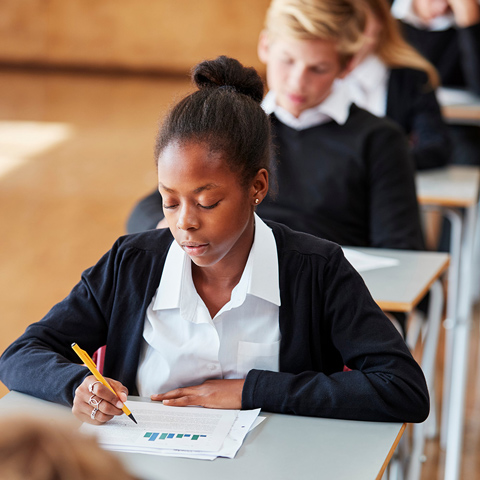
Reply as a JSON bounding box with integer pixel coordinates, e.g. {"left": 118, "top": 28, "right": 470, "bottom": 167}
{"left": 72, "top": 375, "right": 129, "bottom": 424}
{"left": 151, "top": 379, "right": 245, "bottom": 409}
{"left": 448, "top": 0, "right": 480, "bottom": 26}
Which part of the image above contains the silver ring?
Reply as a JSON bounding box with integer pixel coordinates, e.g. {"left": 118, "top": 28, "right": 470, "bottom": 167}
{"left": 88, "top": 395, "right": 101, "bottom": 407}
{"left": 88, "top": 381, "right": 102, "bottom": 394}
{"left": 91, "top": 407, "right": 99, "bottom": 420}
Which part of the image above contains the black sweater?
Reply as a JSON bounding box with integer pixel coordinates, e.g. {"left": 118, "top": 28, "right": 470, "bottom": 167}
{"left": 258, "top": 105, "right": 424, "bottom": 250}
{"left": 0, "top": 222, "right": 429, "bottom": 423}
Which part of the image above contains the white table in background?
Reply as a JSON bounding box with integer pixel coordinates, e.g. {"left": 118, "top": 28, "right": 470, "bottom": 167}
{"left": 351, "top": 247, "right": 449, "bottom": 313}
{"left": 350, "top": 247, "right": 449, "bottom": 480}
{"left": 437, "top": 87, "right": 480, "bottom": 126}
{"left": 416, "top": 165, "right": 480, "bottom": 480}
{"left": 0, "top": 391, "right": 404, "bottom": 480}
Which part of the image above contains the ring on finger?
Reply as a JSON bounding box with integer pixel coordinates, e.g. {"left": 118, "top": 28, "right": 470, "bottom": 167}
{"left": 88, "top": 395, "right": 101, "bottom": 407}
{"left": 91, "top": 407, "right": 99, "bottom": 420}
{"left": 88, "top": 381, "right": 102, "bottom": 394}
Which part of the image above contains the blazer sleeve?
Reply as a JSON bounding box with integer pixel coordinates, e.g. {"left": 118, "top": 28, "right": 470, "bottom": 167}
{"left": 404, "top": 72, "right": 451, "bottom": 170}
{"left": 366, "top": 123, "right": 425, "bottom": 250}
{"left": 457, "top": 22, "right": 480, "bottom": 95}
{"left": 242, "top": 247, "right": 430, "bottom": 423}
{"left": 0, "top": 241, "right": 124, "bottom": 406}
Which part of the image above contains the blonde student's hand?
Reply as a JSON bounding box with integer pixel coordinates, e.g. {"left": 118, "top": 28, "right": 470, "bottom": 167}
{"left": 151, "top": 379, "right": 245, "bottom": 409}
{"left": 72, "top": 375, "right": 129, "bottom": 425}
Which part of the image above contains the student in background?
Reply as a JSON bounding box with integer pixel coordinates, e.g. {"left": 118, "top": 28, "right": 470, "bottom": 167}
{"left": 392, "top": 0, "right": 480, "bottom": 165}
{"left": 256, "top": 0, "right": 424, "bottom": 250}
{"left": 343, "top": 0, "right": 451, "bottom": 170}
{"left": 0, "top": 56, "right": 429, "bottom": 425}
{"left": 0, "top": 415, "right": 136, "bottom": 480}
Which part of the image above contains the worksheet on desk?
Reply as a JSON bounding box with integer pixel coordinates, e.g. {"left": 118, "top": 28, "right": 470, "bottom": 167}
{"left": 342, "top": 248, "right": 399, "bottom": 272}
{"left": 81, "top": 401, "right": 261, "bottom": 459}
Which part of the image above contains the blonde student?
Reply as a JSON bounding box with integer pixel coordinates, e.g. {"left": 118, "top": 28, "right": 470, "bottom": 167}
{"left": 0, "top": 56, "right": 429, "bottom": 424}
{"left": 256, "top": 0, "right": 424, "bottom": 250}
{"left": 342, "top": 0, "right": 451, "bottom": 170}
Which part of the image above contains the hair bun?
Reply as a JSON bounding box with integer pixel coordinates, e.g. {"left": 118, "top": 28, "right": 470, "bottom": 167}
{"left": 193, "top": 55, "right": 264, "bottom": 104}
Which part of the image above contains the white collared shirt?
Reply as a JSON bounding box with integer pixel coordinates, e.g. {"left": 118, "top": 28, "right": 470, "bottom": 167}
{"left": 261, "top": 79, "right": 352, "bottom": 130}
{"left": 136, "top": 214, "right": 281, "bottom": 397}
{"left": 343, "top": 55, "right": 389, "bottom": 117}
{"left": 391, "top": 0, "right": 456, "bottom": 31}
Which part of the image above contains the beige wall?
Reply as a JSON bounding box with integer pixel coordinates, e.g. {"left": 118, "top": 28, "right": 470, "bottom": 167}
{"left": 0, "top": 0, "right": 270, "bottom": 74}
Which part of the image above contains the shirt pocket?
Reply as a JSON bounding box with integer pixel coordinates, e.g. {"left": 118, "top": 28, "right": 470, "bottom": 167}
{"left": 237, "top": 340, "right": 280, "bottom": 375}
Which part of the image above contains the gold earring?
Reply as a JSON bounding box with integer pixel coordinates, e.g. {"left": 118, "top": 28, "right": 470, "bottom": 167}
{"left": 255, "top": 198, "right": 260, "bottom": 204}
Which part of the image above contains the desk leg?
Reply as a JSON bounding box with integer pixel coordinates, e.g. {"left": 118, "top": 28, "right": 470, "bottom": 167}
{"left": 444, "top": 202, "right": 477, "bottom": 480}
{"left": 406, "top": 280, "right": 444, "bottom": 480}
{"left": 471, "top": 198, "right": 480, "bottom": 304}
{"left": 440, "top": 209, "right": 463, "bottom": 448}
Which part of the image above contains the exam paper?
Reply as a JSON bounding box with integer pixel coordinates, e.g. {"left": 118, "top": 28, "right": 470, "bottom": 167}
{"left": 342, "top": 248, "right": 399, "bottom": 272}
{"left": 81, "top": 401, "right": 261, "bottom": 460}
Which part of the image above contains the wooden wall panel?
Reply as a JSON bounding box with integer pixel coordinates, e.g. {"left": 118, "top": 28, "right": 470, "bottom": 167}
{"left": 0, "top": 0, "right": 270, "bottom": 74}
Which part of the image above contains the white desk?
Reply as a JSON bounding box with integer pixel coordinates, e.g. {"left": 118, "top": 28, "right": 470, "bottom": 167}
{"left": 416, "top": 165, "right": 480, "bottom": 480}
{"left": 350, "top": 248, "right": 449, "bottom": 480}
{"left": 437, "top": 87, "right": 480, "bottom": 126}
{"left": 0, "top": 391, "right": 404, "bottom": 480}
{"left": 352, "top": 247, "right": 449, "bottom": 313}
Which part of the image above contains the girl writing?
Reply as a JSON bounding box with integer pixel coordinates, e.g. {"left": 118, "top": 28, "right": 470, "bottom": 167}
{"left": 0, "top": 56, "right": 429, "bottom": 425}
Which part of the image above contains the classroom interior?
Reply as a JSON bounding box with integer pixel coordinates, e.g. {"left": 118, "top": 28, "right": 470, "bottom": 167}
{"left": 1, "top": 1, "right": 479, "bottom": 479}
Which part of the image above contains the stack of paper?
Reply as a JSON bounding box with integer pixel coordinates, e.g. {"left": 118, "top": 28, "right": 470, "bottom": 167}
{"left": 342, "top": 248, "right": 399, "bottom": 272}
{"left": 81, "top": 401, "right": 262, "bottom": 460}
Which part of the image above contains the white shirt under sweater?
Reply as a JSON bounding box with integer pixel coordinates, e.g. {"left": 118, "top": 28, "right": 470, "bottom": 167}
{"left": 391, "top": 0, "right": 456, "bottom": 31}
{"left": 343, "top": 54, "right": 389, "bottom": 118}
{"left": 136, "top": 214, "right": 281, "bottom": 397}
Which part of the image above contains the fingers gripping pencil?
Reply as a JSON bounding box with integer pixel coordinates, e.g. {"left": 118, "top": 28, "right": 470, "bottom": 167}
{"left": 71, "top": 343, "right": 137, "bottom": 424}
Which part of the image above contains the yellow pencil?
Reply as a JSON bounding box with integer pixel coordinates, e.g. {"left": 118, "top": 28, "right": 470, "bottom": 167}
{"left": 71, "top": 342, "right": 137, "bottom": 424}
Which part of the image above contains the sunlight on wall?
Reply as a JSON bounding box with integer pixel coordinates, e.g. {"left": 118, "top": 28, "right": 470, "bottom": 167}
{"left": 0, "top": 121, "right": 73, "bottom": 178}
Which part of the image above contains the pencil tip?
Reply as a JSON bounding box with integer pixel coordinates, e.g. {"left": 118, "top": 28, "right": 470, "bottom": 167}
{"left": 129, "top": 413, "right": 138, "bottom": 424}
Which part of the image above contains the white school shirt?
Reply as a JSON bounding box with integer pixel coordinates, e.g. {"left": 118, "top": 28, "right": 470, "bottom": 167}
{"left": 343, "top": 55, "right": 389, "bottom": 118}
{"left": 261, "top": 79, "right": 352, "bottom": 129}
{"left": 391, "top": 0, "right": 456, "bottom": 31}
{"left": 136, "top": 214, "right": 281, "bottom": 397}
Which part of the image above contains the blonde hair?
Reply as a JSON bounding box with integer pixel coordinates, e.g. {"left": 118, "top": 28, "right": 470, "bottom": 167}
{"left": 264, "top": 0, "right": 439, "bottom": 87}
{"left": 264, "top": 0, "right": 368, "bottom": 67}
{"left": 359, "top": 0, "right": 439, "bottom": 87}
{"left": 0, "top": 415, "right": 136, "bottom": 480}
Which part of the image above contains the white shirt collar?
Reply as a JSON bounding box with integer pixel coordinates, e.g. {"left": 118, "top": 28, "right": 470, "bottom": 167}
{"left": 153, "top": 214, "right": 281, "bottom": 319}
{"left": 391, "top": 0, "right": 456, "bottom": 31}
{"left": 262, "top": 79, "right": 352, "bottom": 130}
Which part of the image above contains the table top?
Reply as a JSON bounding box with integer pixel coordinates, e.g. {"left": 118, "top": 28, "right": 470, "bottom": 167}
{"left": 0, "top": 391, "right": 405, "bottom": 480}
{"left": 416, "top": 165, "right": 480, "bottom": 208}
{"left": 437, "top": 87, "right": 480, "bottom": 124}
{"left": 352, "top": 248, "right": 450, "bottom": 312}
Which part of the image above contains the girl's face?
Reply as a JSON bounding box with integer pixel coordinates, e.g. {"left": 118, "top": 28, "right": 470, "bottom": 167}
{"left": 157, "top": 141, "right": 265, "bottom": 271}
{"left": 413, "top": 0, "right": 450, "bottom": 22}
{"left": 258, "top": 34, "right": 350, "bottom": 118}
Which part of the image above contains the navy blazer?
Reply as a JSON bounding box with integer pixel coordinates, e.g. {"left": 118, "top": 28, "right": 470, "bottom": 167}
{"left": 387, "top": 67, "right": 451, "bottom": 170}
{"left": 401, "top": 21, "right": 480, "bottom": 95}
